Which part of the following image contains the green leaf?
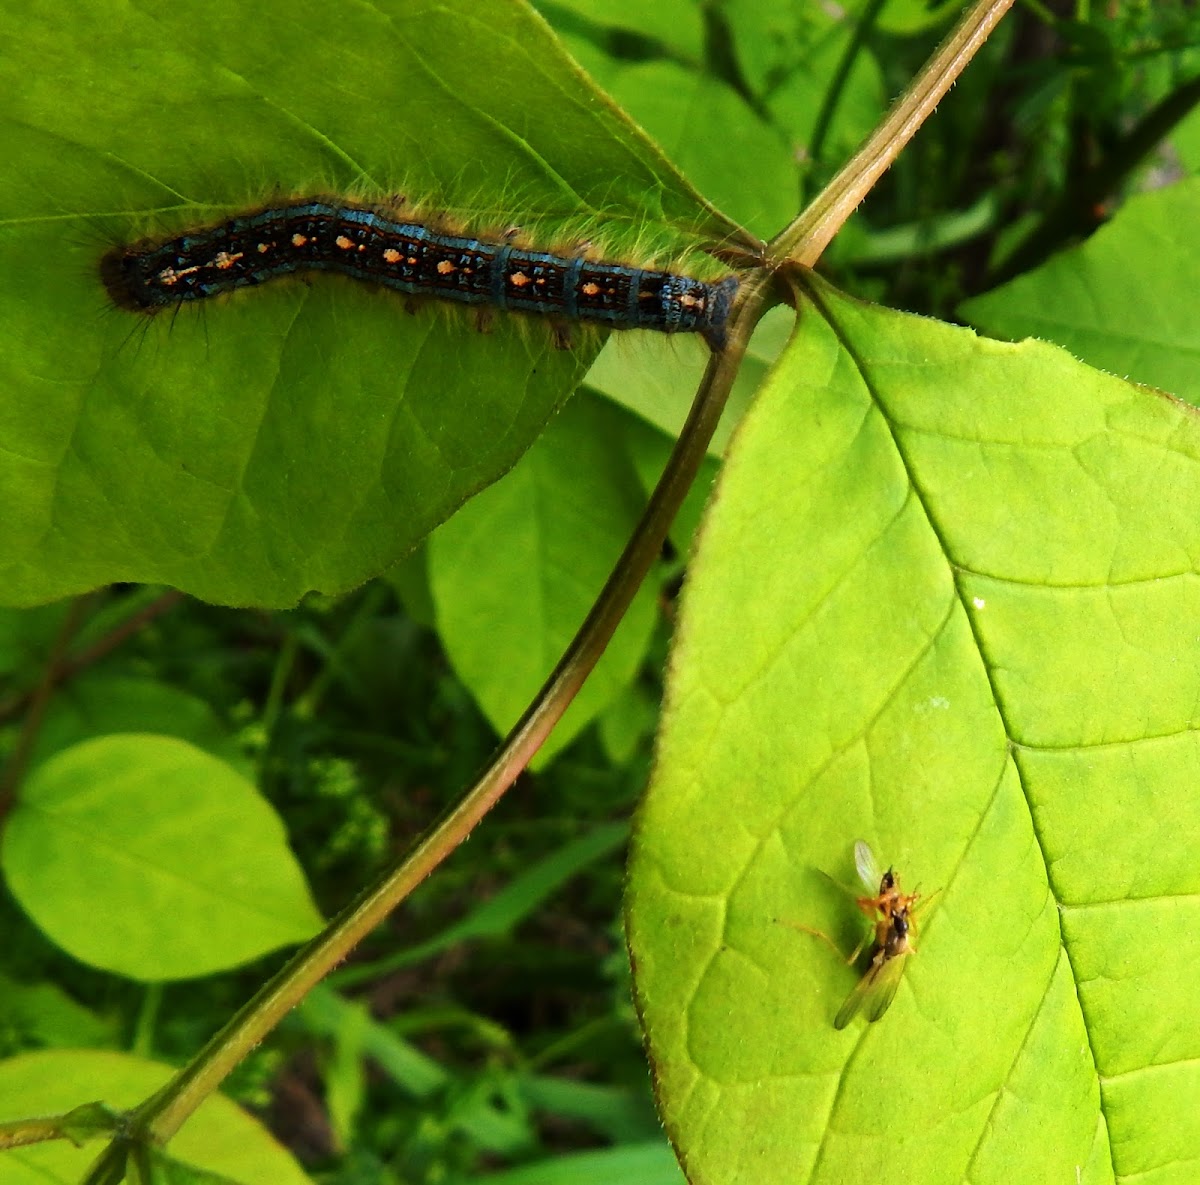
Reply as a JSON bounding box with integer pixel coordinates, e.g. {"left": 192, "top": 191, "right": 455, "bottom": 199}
{"left": 0, "top": 972, "right": 117, "bottom": 1050}
{"left": 2, "top": 734, "right": 322, "bottom": 980}
{"left": 322, "top": 998, "right": 368, "bottom": 1150}
{"left": 537, "top": 0, "right": 704, "bottom": 59}
{"left": 0, "top": 0, "right": 742, "bottom": 608}
{"left": 429, "top": 394, "right": 658, "bottom": 764}
{"left": 584, "top": 305, "right": 794, "bottom": 460}
{"left": 597, "top": 681, "right": 659, "bottom": 765}
{"left": 517, "top": 1075, "right": 660, "bottom": 1144}
{"left": 628, "top": 278, "right": 1199, "bottom": 1183}
{"left": 28, "top": 673, "right": 247, "bottom": 775}
{"left": 57, "top": 1101, "right": 122, "bottom": 1146}
{"left": 0, "top": 1049, "right": 312, "bottom": 1185}
{"left": 875, "top": 0, "right": 965, "bottom": 35}
{"left": 138, "top": 1149, "right": 248, "bottom": 1185}
{"left": 473, "top": 1141, "right": 685, "bottom": 1185}
{"left": 1172, "top": 103, "right": 1200, "bottom": 174}
{"left": 562, "top": 39, "right": 797, "bottom": 238}
{"left": 385, "top": 543, "right": 437, "bottom": 630}
{"left": 960, "top": 179, "right": 1200, "bottom": 406}
{"left": 767, "top": 64, "right": 886, "bottom": 190}
{"left": 0, "top": 604, "right": 74, "bottom": 680}
{"left": 722, "top": 0, "right": 886, "bottom": 170}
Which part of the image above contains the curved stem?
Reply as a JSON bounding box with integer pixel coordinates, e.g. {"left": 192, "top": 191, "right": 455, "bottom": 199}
{"left": 0, "top": 589, "right": 182, "bottom": 727}
{"left": 101, "top": 277, "right": 769, "bottom": 1158}
{"left": 772, "top": 0, "right": 1015, "bottom": 268}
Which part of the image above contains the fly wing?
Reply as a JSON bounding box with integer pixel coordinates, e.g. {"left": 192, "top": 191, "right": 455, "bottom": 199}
{"left": 833, "top": 965, "right": 876, "bottom": 1030}
{"left": 862, "top": 950, "right": 908, "bottom": 1023}
{"left": 832, "top": 946, "right": 909, "bottom": 1029}
{"left": 853, "top": 840, "right": 882, "bottom": 895}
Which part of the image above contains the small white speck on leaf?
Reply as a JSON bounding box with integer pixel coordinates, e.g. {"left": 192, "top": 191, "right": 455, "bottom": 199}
{"left": 916, "top": 696, "right": 950, "bottom": 713}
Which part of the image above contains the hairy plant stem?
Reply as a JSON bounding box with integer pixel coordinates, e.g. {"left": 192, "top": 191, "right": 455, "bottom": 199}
{"left": 772, "top": 0, "right": 1015, "bottom": 268}
{"left": 73, "top": 275, "right": 770, "bottom": 1177}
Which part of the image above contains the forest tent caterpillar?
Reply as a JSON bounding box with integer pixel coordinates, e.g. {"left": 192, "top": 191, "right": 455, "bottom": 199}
{"left": 102, "top": 200, "right": 740, "bottom": 350}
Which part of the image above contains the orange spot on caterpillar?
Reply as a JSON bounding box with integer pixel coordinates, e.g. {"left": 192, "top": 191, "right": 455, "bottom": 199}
{"left": 213, "top": 251, "right": 243, "bottom": 270}
{"left": 383, "top": 248, "right": 402, "bottom": 263}
{"left": 510, "top": 271, "right": 531, "bottom": 288}
{"left": 291, "top": 233, "right": 308, "bottom": 247}
{"left": 157, "top": 263, "right": 201, "bottom": 285}
{"left": 437, "top": 260, "right": 457, "bottom": 275}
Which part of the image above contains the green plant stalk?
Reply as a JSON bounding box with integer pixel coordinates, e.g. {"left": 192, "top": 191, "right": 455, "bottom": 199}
{"left": 131, "top": 984, "right": 164, "bottom": 1060}
{"left": 0, "top": 1102, "right": 119, "bottom": 1153}
{"left": 772, "top": 0, "right": 1016, "bottom": 267}
{"left": 0, "top": 1114, "right": 64, "bottom": 1153}
{"left": 259, "top": 629, "right": 299, "bottom": 748}
{"left": 0, "top": 1112, "right": 87, "bottom": 1152}
{"left": 72, "top": 274, "right": 771, "bottom": 1172}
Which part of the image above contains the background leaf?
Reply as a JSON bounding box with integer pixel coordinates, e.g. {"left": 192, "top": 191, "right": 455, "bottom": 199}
{"left": 0, "top": 972, "right": 117, "bottom": 1051}
{"left": 534, "top": 0, "right": 704, "bottom": 59}
{"left": 584, "top": 306, "right": 795, "bottom": 460}
{"left": 627, "top": 278, "right": 1199, "bottom": 1184}
{"left": 960, "top": 179, "right": 1200, "bottom": 405}
{"left": 0, "top": 604, "right": 75, "bottom": 680}
{"left": 2, "top": 734, "right": 322, "bottom": 980}
{"left": 429, "top": 394, "right": 657, "bottom": 764}
{"left": 474, "top": 1140, "right": 686, "bottom": 1185}
{"left": 723, "top": 0, "right": 887, "bottom": 174}
{"left": 0, "top": 0, "right": 744, "bottom": 608}
{"left": 0, "top": 1049, "right": 311, "bottom": 1185}
{"left": 562, "top": 37, "right": 797, "bottom": 238}
{"left": 25, "top": 672, "right": 247, "bottom": 775}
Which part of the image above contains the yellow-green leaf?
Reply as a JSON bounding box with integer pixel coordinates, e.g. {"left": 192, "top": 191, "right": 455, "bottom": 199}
{"left": 628, "top": 278, "right": 1199, "bottom": 1184}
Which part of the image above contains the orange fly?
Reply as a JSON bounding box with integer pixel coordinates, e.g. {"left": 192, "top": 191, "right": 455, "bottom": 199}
{"left": 781, "top": 840, "right": 927, "bottom": 1029}
{"left": 852, "top": 840, "right": 920, "bottom": 933}
{"left": 833, "top": 891, "right": 916, "bottom": 1028}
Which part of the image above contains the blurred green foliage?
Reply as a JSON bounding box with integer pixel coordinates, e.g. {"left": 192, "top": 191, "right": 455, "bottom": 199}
{"left": 3, "top": 1, "right": 1200, "bottom": 1183}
